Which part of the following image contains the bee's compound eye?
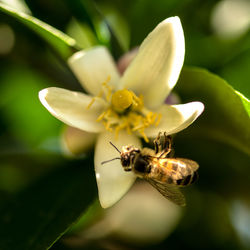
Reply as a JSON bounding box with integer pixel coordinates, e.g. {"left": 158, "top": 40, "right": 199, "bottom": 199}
{"left": 134, "top": 157, "right": 150, "bottom": 173}
{"left": 121, "top": 157, "right": 130, "bottom": 167}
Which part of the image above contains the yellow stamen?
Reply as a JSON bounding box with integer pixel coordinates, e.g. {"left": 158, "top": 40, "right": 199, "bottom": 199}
{"left": 87, "top": 98, "right": 96, "bottom": 109}
{"left": 97, "top": 110, "right": 108, "bottom": 122}
{"left": 86, "top": 90, "right": 103, "bottom": 109}
{"left": 88, "top": 78, "right": 162, "bottom": 142}
{"left": 102, "top": 77, "right": 112, "bottom": 102}
{"left": 130, "top": 92, "right": 144, "bottom": 110}
{"left": 115, "top": 121, "right": 127, "bottom": 139}
{"left": 155, "top": 113, "right": 162, "bottom": 126}
{"left": 139, "top": 129, "right": 149, "bottom": 143}
{"left": 87, "top": 76, "right": 111, "bottom": 109}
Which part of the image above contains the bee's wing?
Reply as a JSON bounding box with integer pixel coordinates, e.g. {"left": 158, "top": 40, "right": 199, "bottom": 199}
{"left": 177, "top": 158, "right": 199, "bottom": 172}
{"left": 147, "top": 178, "right": 186, "bottom": 206}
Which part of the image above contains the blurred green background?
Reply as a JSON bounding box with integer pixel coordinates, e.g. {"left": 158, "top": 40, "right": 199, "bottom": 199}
{"left": 0, "top": 0, "right": 249, "bottom": 249}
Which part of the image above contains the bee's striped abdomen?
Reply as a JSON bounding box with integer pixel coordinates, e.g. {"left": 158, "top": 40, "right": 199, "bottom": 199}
{"left": 162, "top": 158, "right": 199, "bottom": 186}
{"left": 174, "top": 158, "right": 199, "bottom": 186}
{"left": 176, "top": 170, "right": 199, "bottom": 186}
{"left": 145, "top": 158, "right": 199, "bottom": 186}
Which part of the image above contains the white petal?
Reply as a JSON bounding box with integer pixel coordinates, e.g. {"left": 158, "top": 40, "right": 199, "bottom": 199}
{"left": 120, "top": 17, "right": 185, "bottom": 108}
{"left": 68, "top": 46, "right": 120, "bottom": 96}
{"left": 61, "top": 126, "right": 97, "bottom": 156}
{"left": 95, "top": 131, "right": 142, "bottom": 208}
{"left": 39, "top": 87, "right": 106, "bottom": 133}
{"left": 145, "top": 102, "right": 204, "bottom": 138}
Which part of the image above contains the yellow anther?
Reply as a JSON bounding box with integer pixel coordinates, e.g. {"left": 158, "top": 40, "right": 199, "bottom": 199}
{"left": 111, "top": 89, "right": 133, "bottom": 112}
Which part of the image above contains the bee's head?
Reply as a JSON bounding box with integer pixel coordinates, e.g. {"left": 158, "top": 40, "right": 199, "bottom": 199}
{"left": 101, "top": 142, "right": 140, "bottom": 170}
{"left": 120, "top": 145, "right": 140, "bottom": 171}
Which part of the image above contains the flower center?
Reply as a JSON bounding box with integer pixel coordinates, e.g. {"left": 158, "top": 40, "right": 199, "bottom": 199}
{"left": 87, "top": 78, "right": 161, "bottom": 142}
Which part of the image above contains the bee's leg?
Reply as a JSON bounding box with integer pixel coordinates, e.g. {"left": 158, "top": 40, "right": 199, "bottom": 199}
{"left": 153, "top": 132, "right": 162, "bottom": 154}
{"left": 163, "top": 133, "right": 172, "bottom": 151}
{"left": 158, "top": 133, "right": 172, "bottom": 158}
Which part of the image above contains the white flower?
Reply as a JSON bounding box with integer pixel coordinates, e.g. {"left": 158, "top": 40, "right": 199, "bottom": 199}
{"left": 39, "top": 17, "right": 204, "bottom": 208}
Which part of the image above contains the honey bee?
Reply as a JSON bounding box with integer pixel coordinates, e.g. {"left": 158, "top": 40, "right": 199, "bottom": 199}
{"left": 101, "top": 132, "right": 199, "bottom": 206}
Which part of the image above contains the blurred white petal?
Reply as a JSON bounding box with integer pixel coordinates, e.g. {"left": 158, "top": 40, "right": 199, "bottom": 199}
{"left": 68, "top": 46, "right": 120, "bottom": 96}
{"left": 94, "top": 131, "right": 141, "bottom": 208}
{"left": 120, "top": 17, "right": 185, "bottom": 108}
{"left": 211, "top": 0, "right": 250, "bottom": 39}
{"left": 83, "top": 182, "right": 182, "bottom": 244}
{"left": 39, "top": 87, "right": 106, "bottom": 133}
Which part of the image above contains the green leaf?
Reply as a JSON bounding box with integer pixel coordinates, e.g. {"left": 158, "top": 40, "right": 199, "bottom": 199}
{"left": 99, "top": 4, "right": 130, "bottom": 52}
{"left": 0, "top": 2, "right": 77, "bottom": 59}
{"left": 176, "top": 67, "right": 250, "bottom": 155}
{"left": 64, "top": 0, "right": 129, "bottom": 55}
{"left": 0, "top": 65, "right": 61, "bottom": 147}
{"left": 0, "top": 160, "right": 97, "bottom": 250}
{"left": 128, "top": 0, "right": 193, "bottom": 46}
{"left": 67, "top": 19, "right": 98, "bottom": 49}
{"left": 63, "top": 0, "right": 111, "bottom": 48}
{"left": 219, "top": 49, "right": 250, "bottom": 99}
{"left": 235, "top": 91, "right": 250, "bottom": 116}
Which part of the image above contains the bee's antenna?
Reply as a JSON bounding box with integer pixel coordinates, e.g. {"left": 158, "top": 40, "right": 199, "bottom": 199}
{"left": 101, "top": 142, "right": 121, "bottom": 165}
{"left": 109, "top": 141, "right": 121, "bottom": 154}
{"left": 101, "top": 157, "right": 121, "bottom": 165}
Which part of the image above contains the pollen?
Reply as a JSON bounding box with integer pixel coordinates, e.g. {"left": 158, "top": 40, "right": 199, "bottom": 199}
{"left": 87, "top": 79, "right": 161, "bottom": 142}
